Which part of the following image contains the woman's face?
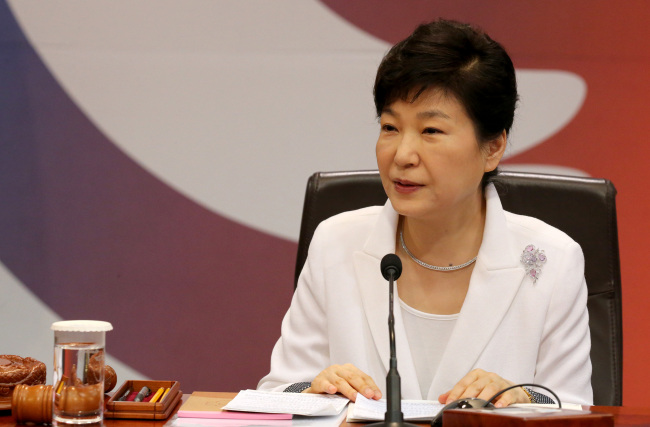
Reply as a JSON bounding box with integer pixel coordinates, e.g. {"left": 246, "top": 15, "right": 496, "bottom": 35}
{"left": 376, "top": 89, "right": 505, "bottom": 222}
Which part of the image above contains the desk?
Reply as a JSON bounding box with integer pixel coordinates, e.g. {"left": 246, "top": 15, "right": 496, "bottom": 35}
{"left": 1, "top": 394, "right": 650, "bottom": 427}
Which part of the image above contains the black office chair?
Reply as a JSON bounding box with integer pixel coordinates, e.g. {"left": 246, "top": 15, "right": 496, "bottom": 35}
{"left": 294, "top": 170, "right": 622, "bottom": 406}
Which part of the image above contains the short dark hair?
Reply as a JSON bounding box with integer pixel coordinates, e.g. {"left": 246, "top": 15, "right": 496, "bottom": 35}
{"left": 373, "top": 19, "right": 518, "bottom": 184}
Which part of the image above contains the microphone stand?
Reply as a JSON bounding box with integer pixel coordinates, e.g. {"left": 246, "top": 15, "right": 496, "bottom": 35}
{"left": 367, "top": 269, "right": 418, "bottom": 427}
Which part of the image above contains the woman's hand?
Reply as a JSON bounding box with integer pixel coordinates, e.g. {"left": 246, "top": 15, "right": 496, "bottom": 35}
{"left": 303, "top": 363, "right": 382, "bottom": 402}
{"left": 438, "top": 369, "right": 529, "bottom": 408}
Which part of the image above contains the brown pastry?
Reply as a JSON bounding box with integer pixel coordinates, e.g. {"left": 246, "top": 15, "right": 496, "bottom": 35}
{"left": 58, "top": 383, "right": 103, "bottom": 415}
{"left": 104, "top": 365, "right": 117, "bottom": 393}
{"left": 85, "top": 350, "right": 104, "bottom": 385}
{"left": 81, "top": 350, "right": 116, "bottom": 392}
{"left": 0, "top": 355, "right": 46, "bottom": 399}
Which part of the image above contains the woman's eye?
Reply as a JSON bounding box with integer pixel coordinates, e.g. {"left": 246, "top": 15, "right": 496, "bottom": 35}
{"left": 423, "top": 127, "right": 441, "bottom": 135}
{"left": 381, "top": 124, "right": 397, "bottom": 132}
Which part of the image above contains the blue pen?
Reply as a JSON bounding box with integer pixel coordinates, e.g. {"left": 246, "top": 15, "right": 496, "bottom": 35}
{"left": 134, "top": 386, "right": 150, "bottom": 402}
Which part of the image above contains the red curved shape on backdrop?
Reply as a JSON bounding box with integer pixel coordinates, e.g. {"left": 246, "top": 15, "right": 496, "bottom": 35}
{"left": 0, "top": 2, "right": 295, "bottom": 392}
{"left": 321, "top": 0, "right": 650, "bottom": 405}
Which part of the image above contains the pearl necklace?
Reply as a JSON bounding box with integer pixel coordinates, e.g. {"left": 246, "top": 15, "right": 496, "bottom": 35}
{"left": 399, "top": 229, "right": 477, "bottom": 271}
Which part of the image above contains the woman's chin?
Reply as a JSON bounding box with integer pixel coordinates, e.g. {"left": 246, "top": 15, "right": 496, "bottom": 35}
{"left": 389, "top": 200, "right": 431, "bottom": 219}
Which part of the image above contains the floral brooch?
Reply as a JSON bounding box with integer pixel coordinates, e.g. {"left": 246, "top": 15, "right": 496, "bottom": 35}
{"left": 520, "top": 244, "right": 547, "bottom": 283}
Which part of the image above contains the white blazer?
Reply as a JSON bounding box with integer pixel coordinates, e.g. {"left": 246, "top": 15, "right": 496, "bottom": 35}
{"left": 258, "top": 184, "right": 593, "bottom": 405}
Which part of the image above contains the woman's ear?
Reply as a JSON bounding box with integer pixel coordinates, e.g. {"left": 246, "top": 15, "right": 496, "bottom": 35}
{"left": 484, "top": 130, "right": 507, "bottom": 172}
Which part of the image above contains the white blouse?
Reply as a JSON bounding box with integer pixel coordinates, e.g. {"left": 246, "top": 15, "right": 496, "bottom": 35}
{"left": 400, "top": 298, "right": 459, "bottom": 399}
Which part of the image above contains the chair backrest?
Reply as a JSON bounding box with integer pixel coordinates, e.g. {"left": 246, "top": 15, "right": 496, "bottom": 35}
{"left": 294, "top": 170, "right": 622, "bottom": 406}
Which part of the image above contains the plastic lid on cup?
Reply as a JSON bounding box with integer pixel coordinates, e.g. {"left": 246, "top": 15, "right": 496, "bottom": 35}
{"left": 51, "top": 320, "right": 113, "bottom": 332}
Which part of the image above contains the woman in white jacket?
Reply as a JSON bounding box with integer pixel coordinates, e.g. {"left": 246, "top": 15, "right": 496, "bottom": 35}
{"left": 258, "top": 19, "right": 593, "bottom": 407}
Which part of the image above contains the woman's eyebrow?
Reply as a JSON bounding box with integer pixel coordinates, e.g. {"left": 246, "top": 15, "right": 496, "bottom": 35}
{"left": 380, "top": 108, "right": 451, "bottom": 120}
{"left": 417, "top": 110, "right": 451, "bottom": 120}
{"left": 381, "top": 107, "right": 397, "bottom": 117}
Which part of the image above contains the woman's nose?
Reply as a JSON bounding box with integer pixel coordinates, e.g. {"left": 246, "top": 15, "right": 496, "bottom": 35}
{"left": 393, "top": 134, "right": 419, "bottom": 168}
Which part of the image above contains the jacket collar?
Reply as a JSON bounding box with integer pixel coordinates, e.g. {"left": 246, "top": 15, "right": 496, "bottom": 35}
{"left": 353, "top": 184, "right": 526, "bottom": 400}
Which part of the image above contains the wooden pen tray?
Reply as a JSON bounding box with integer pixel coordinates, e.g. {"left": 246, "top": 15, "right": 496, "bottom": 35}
{"left": 105, "top": 380, "right": 182, "bottom": 420}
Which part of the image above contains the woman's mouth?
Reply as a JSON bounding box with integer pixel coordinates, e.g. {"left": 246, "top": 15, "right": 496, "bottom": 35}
{"left": 394, "top": 179, "right": 423, "bottom": 194}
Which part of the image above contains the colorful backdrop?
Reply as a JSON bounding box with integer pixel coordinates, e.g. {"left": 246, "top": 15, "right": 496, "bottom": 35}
{"left": 1, "top": 0, "right": 647, "bottom": 406}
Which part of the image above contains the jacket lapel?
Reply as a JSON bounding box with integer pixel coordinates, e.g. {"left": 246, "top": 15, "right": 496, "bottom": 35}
{"left": 429, "top": 184, "right": 526, "bottom": 399}
{"left": 353, "top": 200, "right": 421, "bottom": 399}
{"left": 354, "top": 251, "right": 389, "bottom": 369}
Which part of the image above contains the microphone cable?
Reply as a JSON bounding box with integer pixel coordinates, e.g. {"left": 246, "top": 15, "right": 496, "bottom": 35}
{"left": 484, "top": 383, "right": 562, "bottom": 409}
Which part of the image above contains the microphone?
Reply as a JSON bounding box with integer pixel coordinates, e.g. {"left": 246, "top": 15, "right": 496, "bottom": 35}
{"left": 381, "top": 254, "right": 402, "bottom": 281}
{"left": 368, "top": 254, "right": 418, "bottom": 427}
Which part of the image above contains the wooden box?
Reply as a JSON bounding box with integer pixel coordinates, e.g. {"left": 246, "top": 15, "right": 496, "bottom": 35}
{"left": 105, "top": 380, "right": 182, "bottom": 420}
{"left": 443, "top": 407, "right": 614, "bottom": 427}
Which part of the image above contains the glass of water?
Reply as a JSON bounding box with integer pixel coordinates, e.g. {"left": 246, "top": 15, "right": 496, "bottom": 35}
{"left": 51, "top": 320, "right": 113, "bottom": 425}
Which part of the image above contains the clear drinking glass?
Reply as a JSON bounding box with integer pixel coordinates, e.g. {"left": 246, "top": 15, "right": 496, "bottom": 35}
{"left": 51, "top": 320, "right": 113, "bottom": 425}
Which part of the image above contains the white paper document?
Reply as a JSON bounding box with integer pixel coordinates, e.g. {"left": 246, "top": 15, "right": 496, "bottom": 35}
{"left": 509, "top": 402, "right": 584, "bottom": 411}
{"left": 222, "top": 390, "right": 349, "bottom": 416}
{"left": 347, "top": 393, "right": 445, "bottom": 422}
{"left": 346, "top": 395, "right": 584, "bottom": 422}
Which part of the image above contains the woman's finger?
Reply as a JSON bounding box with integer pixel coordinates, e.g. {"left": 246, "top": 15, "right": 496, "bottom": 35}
{"left": 339, "top": 365, "right": 382, "bottom": 400}
{"left": 329, "top": 373, "right": 362, "bottom": 401}
{"left": 306, "top": 364, "right": 381, "bottom": 402}
{"left": 443, "top": 369, "right": 485, "bottom": 403}
{"left": 491, "top": 387, "right": 529, "bottom": 407}
{"left": 307, "top": 375, "right": 337, "bottom": 394}
{"left": 474, "top": 380, "right": 505, "bottom": 403}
